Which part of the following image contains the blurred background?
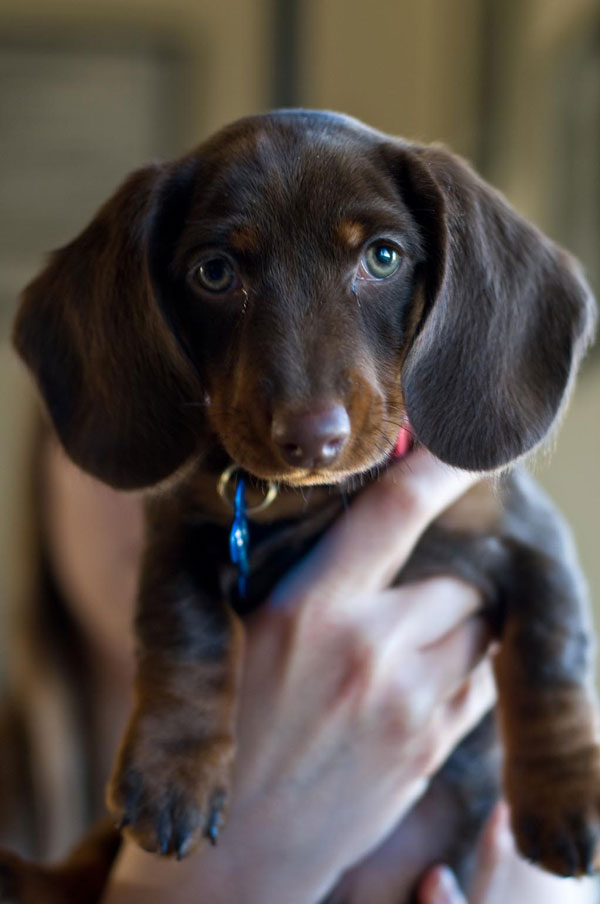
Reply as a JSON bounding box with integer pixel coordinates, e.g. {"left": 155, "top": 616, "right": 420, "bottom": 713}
{"left": 1, "top": 0, "right": 599, "bottom": 625}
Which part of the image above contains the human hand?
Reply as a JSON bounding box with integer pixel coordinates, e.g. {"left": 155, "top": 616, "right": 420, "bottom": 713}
{"left": 103, "top": 450, "right": 494, "bottom": 904}
{"left": 418, "top": 803, "right": 598, "bottom": 904}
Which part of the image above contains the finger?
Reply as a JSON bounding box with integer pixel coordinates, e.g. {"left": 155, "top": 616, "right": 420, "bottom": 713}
{"left": 418, "top": 865, "right": 467, "bottom": 904}
{"left": 429, "top": 659, "right": 496, "bottom": 767}
{"left": 357, "top": 580, "right": 485, "bottom": 690}
{"left": 371, "top": 578, "right": 483, "bottom": 651}
{"left": 377, "top": 628, "right": 492, "bottom": 764}
{"left": 271, "top": 448, "right": 481, "bottom": 608}
{"left": 468, "top": 802, "right": 512, "bottom": 904}
{"left": 419, "top": 617, "right": 492, "bottom": 703}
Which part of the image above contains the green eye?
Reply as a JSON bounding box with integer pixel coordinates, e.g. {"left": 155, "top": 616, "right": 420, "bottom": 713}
{"left": 363, "top": 243, "right": 401, "bottom": 279}
{"left": 194, "top": 255, "right": 238, "bottom": 293}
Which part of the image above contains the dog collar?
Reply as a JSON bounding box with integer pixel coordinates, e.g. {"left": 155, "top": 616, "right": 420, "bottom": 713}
{"left": 392, "top": 421, "right": 413, "bottom": 460}
{"left": 217, "top": 464, "right": 279, "bottom": 599}
{"left": 217, "top": 463, "right": 279, "bottom": 514}
{"left": 219, "top": 421, "right": 412, "bottom": 599}
{"left": 229, "top": 475, "right": 249, "bottom": 598}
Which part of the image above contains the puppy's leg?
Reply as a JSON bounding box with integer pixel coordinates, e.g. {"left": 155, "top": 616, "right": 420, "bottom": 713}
{"left": 107, "top": 497, "right": 244, "bottom": 858}
{"left": 495, "top": 545, "right": 600, "bottom": 876}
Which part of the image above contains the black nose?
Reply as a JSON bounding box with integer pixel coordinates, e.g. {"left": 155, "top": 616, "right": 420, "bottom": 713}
{"left": 271, "top": 404, "right": 351, "bottom": 468}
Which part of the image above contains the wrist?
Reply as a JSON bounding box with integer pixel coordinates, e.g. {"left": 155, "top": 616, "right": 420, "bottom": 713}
{"left": 104, "top": 831, "right": 337, "bottom": 904}
{"left": 196, "top": 822, "right": 339, "bottom": 904}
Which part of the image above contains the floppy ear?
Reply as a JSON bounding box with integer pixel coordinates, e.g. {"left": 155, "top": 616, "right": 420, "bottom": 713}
{"left": 396, "top": 145, "right": 597, "bottom": 470}
{"left": 13, "top": 161, "right": 205, "bottom": 489}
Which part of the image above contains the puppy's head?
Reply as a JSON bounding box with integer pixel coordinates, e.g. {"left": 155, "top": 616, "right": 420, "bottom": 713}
{"left": 14, "top": 110, "right": 596, "bottom": 489}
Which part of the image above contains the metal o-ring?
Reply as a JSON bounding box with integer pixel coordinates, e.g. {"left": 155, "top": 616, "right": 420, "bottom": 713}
{"left": 217, "top": 464, "right": 279, "bottom": 514}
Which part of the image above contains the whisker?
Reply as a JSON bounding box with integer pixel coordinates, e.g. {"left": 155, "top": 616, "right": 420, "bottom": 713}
{"left": 302, "top": 487, "right": 314, "bottom": 512}
{"left": 380, "top": 418, "right": 403, "bottom": 432}
{"left": 181, "top": 400, "right": 210, "bottom": 410}
{"left": 381, "top": 416, "right": 417, "bottom": 441}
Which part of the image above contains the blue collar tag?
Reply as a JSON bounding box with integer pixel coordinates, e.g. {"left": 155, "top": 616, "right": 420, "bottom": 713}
{"left": 229, "top": 475, "right": 249, "bottom": 598}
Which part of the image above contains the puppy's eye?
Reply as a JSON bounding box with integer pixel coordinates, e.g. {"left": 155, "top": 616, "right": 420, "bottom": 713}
{"left": 193, "top": 255, "right": 239, "bottom": 293}
{"left": 360, "top": 243, "right": 402, "bottom": 280}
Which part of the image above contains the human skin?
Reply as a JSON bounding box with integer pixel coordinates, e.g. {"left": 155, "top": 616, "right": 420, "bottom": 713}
{"left": 418, "top": 803, "right": 597, "bottom": 904}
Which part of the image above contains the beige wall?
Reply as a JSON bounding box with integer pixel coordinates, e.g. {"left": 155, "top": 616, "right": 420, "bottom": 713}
{"left": 302, "top": 0, "right": 485, "bottom": 158}
{"left": 535, "top": 363, "right": 600, "bottom": 621}
{"left": 0, "top": 0, "right": 271, "bottom": 146}
{"left": 484, "top": 0, "right": 600, "bottom": 225}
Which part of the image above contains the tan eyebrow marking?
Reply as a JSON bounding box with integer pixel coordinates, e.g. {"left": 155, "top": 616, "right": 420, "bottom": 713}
{"left": 337, "top": 220, "right": 365, "bottom": 249}
{"left": 229, "top": 224, "right": 260, "bottom": 254}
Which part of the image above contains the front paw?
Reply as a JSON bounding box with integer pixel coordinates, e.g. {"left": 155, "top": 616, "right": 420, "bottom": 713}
{"left": 107, "top": 718, "right": 235, "bottom": 858}
{"left": 507, "top": 747, "right": 600, "bottom": 876}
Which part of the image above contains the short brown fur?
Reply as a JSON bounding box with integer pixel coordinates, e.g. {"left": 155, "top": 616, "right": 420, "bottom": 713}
{"left": 337, "top": 219, "right": 365, "bottom": 249}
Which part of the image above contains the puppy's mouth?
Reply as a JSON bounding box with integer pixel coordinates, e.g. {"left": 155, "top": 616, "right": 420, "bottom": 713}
{"left": 218, "top": 419, "right": 414, "bottom": 490}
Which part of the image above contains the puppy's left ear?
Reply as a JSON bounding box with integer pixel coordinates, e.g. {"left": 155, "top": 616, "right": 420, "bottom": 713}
{"left": 394, "top": 144, "right": 597, "bottom": 470}
{"left": 13, "top": 159, "right": 204, "bottom": 489}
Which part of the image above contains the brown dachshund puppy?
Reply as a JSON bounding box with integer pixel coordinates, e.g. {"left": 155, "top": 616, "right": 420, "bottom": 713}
{"left": 7, "top": 110, "right": 599, "bottom": 900}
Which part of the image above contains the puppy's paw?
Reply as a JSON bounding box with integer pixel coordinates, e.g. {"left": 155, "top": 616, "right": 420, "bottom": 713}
{"left": 508, "top": 749, "right": 600, "bottom": 876}
{"left": 107, "top": 723, "right": 235, "bottom": 858}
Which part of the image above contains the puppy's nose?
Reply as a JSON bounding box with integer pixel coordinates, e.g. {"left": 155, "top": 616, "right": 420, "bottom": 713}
{"left": 271, "top": 404, "right": 351, "bottom": 468}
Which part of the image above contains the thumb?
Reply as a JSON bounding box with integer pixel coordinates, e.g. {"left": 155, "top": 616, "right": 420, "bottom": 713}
{"left": 418, "top": 865, "right": 467, "bottom": 904}
{"left": 270, "top": 448, "right": 479, "bottom": 612}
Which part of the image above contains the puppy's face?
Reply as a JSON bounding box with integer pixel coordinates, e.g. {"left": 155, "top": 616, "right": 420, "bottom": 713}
{"left": 171, "top": 121, "right": 425, "bottom": 485}
{"left": 14, "top": 111, "right": 595, "bottom": 491}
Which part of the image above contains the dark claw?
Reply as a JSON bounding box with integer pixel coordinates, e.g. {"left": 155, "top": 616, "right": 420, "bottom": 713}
{"left": 516, "top": 816, "right": 541, "bottom": 864}
{"left": 582, "top": 839, "right": 598, "bottom": 876}
{"left": 554, "top": 835, "right": 579, "bottom": 876}
{"left": 205, "top": 791, "right": 226, "bottom": 846}
{"left": 169, "top": 792, "right": 202, "bottom": 860}
{"left": 175, "top": 836, "right": 191, "bottom": 861}
{"left": 156, "top": 812, "right": 172, "bottom": 857}
{"left": 582, "top": 848, "right": 595, "bottom": 876}
{"left": 573, "top": 819, "right": 599, "bottom": 876}
{"left": 173, "top": 818, "right": 194, "bottom": 861}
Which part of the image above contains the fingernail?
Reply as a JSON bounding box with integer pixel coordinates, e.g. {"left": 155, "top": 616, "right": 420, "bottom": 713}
{"left": 421, "top": 865, "right": 464, "bottom": 904}
{"left": 491, "top": 800, "right": 513, "bottom": 851}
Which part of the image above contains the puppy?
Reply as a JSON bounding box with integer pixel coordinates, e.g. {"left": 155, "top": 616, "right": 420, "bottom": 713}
{"left": 9, "top": 110, "right": 599, "bottom": 898}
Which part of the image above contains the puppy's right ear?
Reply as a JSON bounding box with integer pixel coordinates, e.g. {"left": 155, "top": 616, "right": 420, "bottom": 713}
{"left": 13, "top": 161, "right": 204, "bottom": 489}
{"left": 392, "top": 144, "right": 596, "bottom": 470}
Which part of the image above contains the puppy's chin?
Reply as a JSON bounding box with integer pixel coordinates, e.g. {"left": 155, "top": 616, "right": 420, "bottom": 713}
{"left": 217, "top": 425, "right": 412, "bottom": 488}
{"left": 230, "top": 449, "right": 396, "bottom": 488}
{"left": 219, "top": 420, "right": 413, "bottom": 488}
